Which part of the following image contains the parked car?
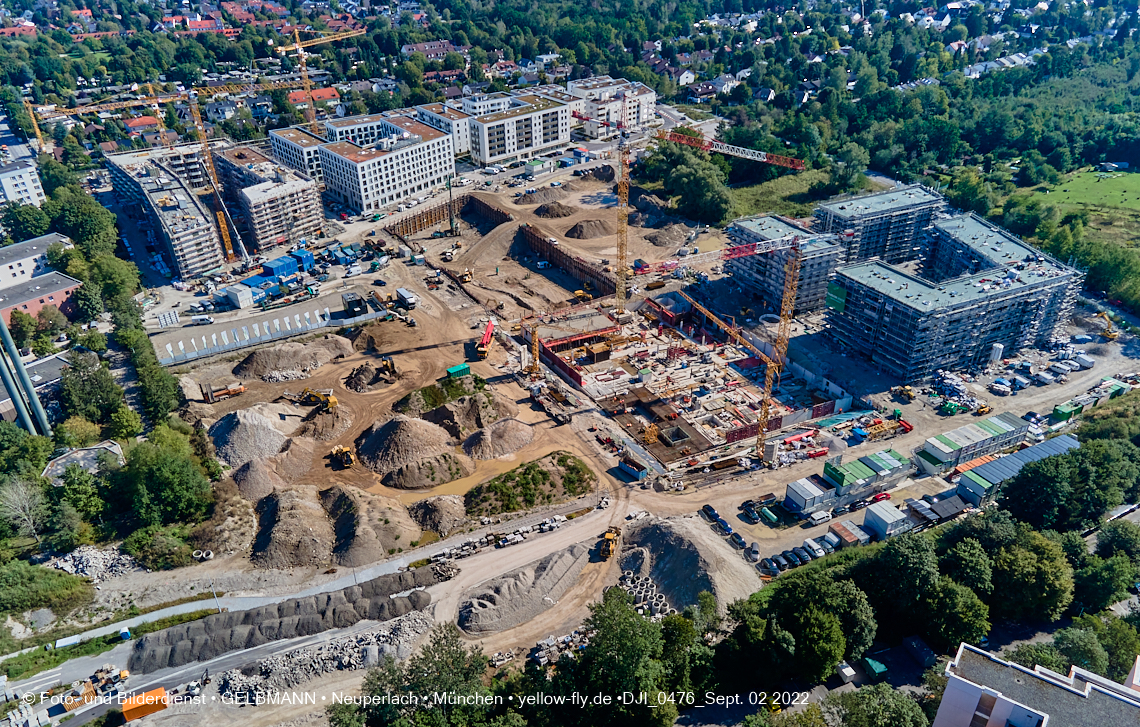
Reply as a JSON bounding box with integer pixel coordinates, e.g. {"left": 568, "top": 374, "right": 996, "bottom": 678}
{"left": 738, "top": 500, "right": 755, "bottom": 510}
{"left": 816, "top": 537, "right": 835, "bottom": 554}
{"left": 747, "top": 542, "right": 761, "bottom": 562}
{"left": 850, "top": 500, "right": 869, "bottom": 511}
{"left": 716, "top": 518, "right": 733, "bottom": 536}
{"left": 770, "top": 554, "right": 789, "bottom": 572}
{"left": 832, "top": 505, "right": 850, "bottom": 516}
{"left": 373, "top": 279, "right": 387, "bottom": 286}
{"left": 741, "top": 505, "right": 760, "bottom": 523}
{"left": 1022, "top": 411, "right": 1041, "bottom": 422}
{"left": 730, "top": 532, "right": 747, "bottom": 549}
{"left": 793, "top": 546, "right": 813, "bottom": 563}
{"left": 871, "top": 492, "right": 892, "bottom": 503}
{"left": 782, "top": 549, "right": 802, "bottom": 567}
{"left": 701, "top": 504, "right": 718, "bottom": 521}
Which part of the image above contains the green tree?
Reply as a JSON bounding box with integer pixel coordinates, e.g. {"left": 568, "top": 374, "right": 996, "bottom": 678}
{"left": 793, "top": 605, "right": 846, "bottom": 684}
{"left": 1053, "top": 627, "right": 1109, "bottom": 676}
{"left": 8, "top": 309, "right": 37, "bottom": 348}
{"left": 59, "top": 463, "right": 103, "bottom": 521}
{"left": 1096, "top": 520, "right": 1140, "bottom": 563}
{"left": 36, "top": 305, "right": 66, "bottom": 333}
{"left": 1074, "top": 555, "right": 1137, "bottom": 612}
{"left": 107, "top": 406, "right": 142, "bottom": 440}
{"left": 1, "top": 203, "right": 50, "bottom": 242}
{"left": 56, "top": 416, "right": 101, "bottom": 448}
{"left": 1071, "top": 612, "right": 1140, "bottom": 681}
{"left": 830, "top": 142, "right": 870, "bottom": 192}
{"left": 74, "top": 285, "right": 105, "bottom": 323}
{"left": 878, "top": 533, "right": 940, "bottom": 610}
{"left": 135, "top": 363, "right": 182, "bottom": 419}
{"left": 31, "top": 334, "right": 58, "bottom": 358}
{"left": 923, "top": 577, "right": 990, "bottom": 651}
{"left": 822, "top": 682, "right": 929, "bottom": 727}
{"left": 991, "top": 531, "right": 1073, "bottom": 622}
{"left": 666, "top": 162, "right": 734, "bottom": 223}
{"left": 60, "top": 351, "right": 125, "bottom": 424}
{"left": 47, "top": 501, "right": 84, "bottom": 552}
{"left": 940, "top": 538, "right": 993, "bottom": 596}
{"left": 36, "top": 156, "right": 78, "bottom": 196}
{"left": 118, "top": 440, "right": 212, "bottom": 527}
{"left": 1003, "top": 642, "right": 1069, "bottom": 673}
{"left": 75, "top": 329, "right": 107, "bottom": 353}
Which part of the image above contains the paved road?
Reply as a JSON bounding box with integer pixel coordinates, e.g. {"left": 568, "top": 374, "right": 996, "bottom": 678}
{"left": 0, "top": 111, "right": 35, "bottom": 162}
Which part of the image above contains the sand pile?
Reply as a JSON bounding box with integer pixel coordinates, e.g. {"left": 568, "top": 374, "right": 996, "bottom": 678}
{"left": 408, "top": 496, "right": 467, "bottom": 537}
{"left": 319, "top": 486, "right": 420, "bottom": 566}
{"left": 232, "top": 458, "right": 287, "bottom": 501}
{"left": 292, "top": 406, "right": 354, "bottom": 441}
{"left": 128, "top": 567, "right": 448, "bottom": 673}
{"left": 356, "top": 415, "right": 474, "bottom": 489}
{"left": 458, "top": 544, "right": 589, "bottom": 635}
{"left": 647, "top": 223, "right": 691, "bottom": 247}
{"left": 351, "top": 325, "right": 392, "bottom": 353}
{"left": 234, "top": 335, "right": 353, "bottom": 382}
{"left": 516, "top": 184, "right": 573, "bottom": 206}
{"left": 621, "top": 516, "right": 758, "bottom": 614}
{"left": 463, "top": 418, "right": 534, "bottom": 459}
{"left": 421, "top": 391, "right": 517, "bottom": 439}
{"left": 209, "top": 410, "right": 289, "bottom": 468}
{"left": 274, "top": 437, "right": 316, "bottom": 483}
{"left": 251, "top": 486, "right": 335, "bottom": 569}
{"left": 566, "top": 219, "right": 615, "bottom": 239}
{"left": 534, "top": 201, "right": 578, "bottom": 218}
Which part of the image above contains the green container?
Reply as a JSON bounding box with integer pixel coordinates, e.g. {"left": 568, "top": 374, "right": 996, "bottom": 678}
{"left": 447, "top": 364, "right": 470, "bottom": 379}
{"left": 760, "top": 507, "right": 778, "bottom": 524}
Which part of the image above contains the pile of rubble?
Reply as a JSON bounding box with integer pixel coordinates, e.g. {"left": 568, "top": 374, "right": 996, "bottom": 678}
{"left": 46, "top": 546, "right": 144, "bottom": 584}
{"left": 218, "top": 610, "right": 434, "bottom": 702}
{"left": 528, "top": 629, "right": 592, "bottom": 667}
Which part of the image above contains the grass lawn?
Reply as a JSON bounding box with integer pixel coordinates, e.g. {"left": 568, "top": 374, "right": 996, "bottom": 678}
{"left": 673, "top": 104, "right": 716, "bottom": 121}
{"left": 729, "top": 170, "right": 834, "bottom": 219}
{"left": 1031, "top": 170, "right": 1140, "bottom": 246}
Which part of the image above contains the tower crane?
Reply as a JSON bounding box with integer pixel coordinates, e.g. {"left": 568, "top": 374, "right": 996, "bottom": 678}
{"left": 277, "top": 29, "right": 367, "bottom": 135}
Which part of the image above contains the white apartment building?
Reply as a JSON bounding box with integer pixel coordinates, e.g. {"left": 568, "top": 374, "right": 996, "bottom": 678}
{"left": 469, "top": 94, "right": 571, "bottom": 167}
{"left": 324, "top": 114, "right": 394, "bottom": 145}
{"left": 269, "top": 127, "right": 326, "bottom": 182}
{"left": 0, "top": 159, "right": 45, "bottom": 207}
{"left": 0, "top": 233, "right": 70, "bottom": 290}
{"left": 461, "top": 92, "right": 515, "bottom": 117}
{"left": 566, "top": 76, "right": 657, "bottom": 139}
{"left": 524, "top": 85, "right": 586, "bottom": 119}
{"left": 415, "top": 103, "right": 471, "bottom": 155}
{"left": 318, "top": 116, "right": 454, "bottom": 213}
{"left": 215, "top": 146, "right": 323, "bottom": 251}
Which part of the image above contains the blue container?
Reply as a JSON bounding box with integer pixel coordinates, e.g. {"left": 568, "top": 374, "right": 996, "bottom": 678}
{"left": 290, "top": 249, "right": 315, "bottom": 272}
{"left": 263, "top": 256, "right": 299, "bottom": 278}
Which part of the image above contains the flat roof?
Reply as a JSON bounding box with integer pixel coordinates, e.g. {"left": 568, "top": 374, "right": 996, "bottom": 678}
{"left": 217, "top": 146, "right": 273, "bottom": 166}
{"left": 816, "top": 184, "right": 943, "bottom": 217}
{"left": 270, "top": 127, "right": 325, "bottom": 148}
{"left": 326, "top": 113, "right": 388, "bottom": 128}
{"left": 477, "top": 94, "right": 562, "bottom": 123}
{"left": 0, "top": 271, "right": 82, "bottom": 306}
{"left": 242, "top": 178, "right": 315, "bottom": 203}
{"left": 0, "top": 351, "right": 69, "bottom": 409}
{"left": 0, "top": 233, "right": 70, "bottom": 266}
{"left": 417, "top": 103, "right": 470, "bottom": 119}
{"left": 319, "top": 141, "right": 388, "bottom": 164}
{"left": 383, "top": 115, "right": 445, "bottom": 141}
{"left": 935, "top": 213, "right": 1056, "bottom": 268}
{"left": 732, "top": 215, "right": 805, "bottom": 240}
{"left": 866, "top": 501, "right": 906, "bottom": 523}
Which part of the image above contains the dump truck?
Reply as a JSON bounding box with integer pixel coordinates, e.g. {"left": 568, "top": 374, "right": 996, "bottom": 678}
{"left": 600, "top": 526, "right": 621, "bottom": 560}
{"left": 201, "top": 382, "right": 245, "bottom": 403}
{"left": 331, "top": 445, "right": 355, "bottom": 468}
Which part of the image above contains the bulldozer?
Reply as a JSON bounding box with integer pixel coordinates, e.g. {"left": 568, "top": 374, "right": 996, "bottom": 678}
{"left": 975, "top": 403, "right": 993, "bottom": 416}
{"left": 1097, "top": 311, "right": 1119, "bottom": 341}
{"left": 284, "top": 388, "right": 338, "bottom": 413}
{"left": 331, "top": 445, "right": 355, "bottom": 468}
{"left": 600, "top": 526, "right": 621, "bottom": 560}
{"left": 459, "top": 268, "right": 473, "bottom": 283}
{"left": 201, "top": 382, "right": 245, "bottom": 404}
{"left": 890, "top": 385, "right": 916, "bottom": 401}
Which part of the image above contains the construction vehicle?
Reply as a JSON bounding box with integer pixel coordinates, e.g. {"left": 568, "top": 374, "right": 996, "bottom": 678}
{"left": 459, "top": 268, "right": 473, "bottom": 283}
{"left": 476, "top": 319, "right": 495, "bottom": 359}
{"left": 940, "top": 401, "right": 967, "bottom": 415}
{"left": 331, "top": 445, "right": 355, "bottom": 468}
{"left": 600, "top": 526, "right": 621, "bottom": 560}
{"left": 378, "top": 356, "right": 397, "bottom": 376}
{"left": 201, "top": 382, "right": 245, "bottom": 403}
{"left": 574, "top": 289, "right": 594, "bottom": 302}
{"left": 975, "top": 403, "right": 993, "bottom": 416}
{"left": 1097, "top": 311, "right": 1119, "bottom": 340}
{"left": 891, "top": 385, "right": 916, "bottom": 401}
{"left": 284, "top": 388, "right": 338, "bottom": 412}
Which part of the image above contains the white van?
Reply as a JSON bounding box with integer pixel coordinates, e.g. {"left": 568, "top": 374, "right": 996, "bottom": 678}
{"left": 809, "top": 510, "right": 833, "bottom": 526}
{"left": 803, "top": 538, "right": 826, "bottom": 558}
{"left": 190, "top": 315, "right": 215, "bottom": 326}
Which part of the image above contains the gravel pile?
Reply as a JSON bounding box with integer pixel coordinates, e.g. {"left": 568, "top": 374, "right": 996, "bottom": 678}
{"left": 218, "top": 610, "right": 434, "bottom": 703}
{"left": 422, "top": 391, "right": 516, "bottom": 439}
{"left": 459, "top": 544, "right": 589, "bottom": 635}
{"left": 565, "top": 219, "right": 615, "bottom": 239}
{"left": 516, "top": 184, "right": 573, "bottom": 206}
{"left": 232, "top": 457, "right": 286, "bottom": 501}
{"left": 407, "top": 495, "right": 467, "bottom": 537}
{"left": 233, "top": 336, "right": 353, "bottom": 382}
{"left": 646, "top": 223, "right": 690, "bottom": 247}
{"left": 129, "top": 565, "right": 455, "bottom": 673}
{"left": 463, "top": 418, "right": 534, "bottom": 459}
{"left": 209, "top": 410, "right": 288, "bottom": 468}
{"left": 292, "top": 407, "right": 354, "bottom": 441}
{"left": 46, "top": 545, "right": 143, "bottom": 584}
{"left": 534, "top": 201, "right": 578, "bottom": 218}
{"left": 345, "top": 363, "right": 377, "bottom": 392}
{"left": 356, "top": 415, "right": 469, "bottom": 487}
{"left": 251, "top": 486, "right": 335, "bottom": 569}
{"left": 319, "top": 486, "right": 421, "bottom": 567}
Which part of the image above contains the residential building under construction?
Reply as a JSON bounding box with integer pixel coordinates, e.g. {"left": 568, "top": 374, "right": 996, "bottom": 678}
{"left": 725, "top": 215, "right": 843, "bottom": 313}
{"left": 214, "top": 146, "right": 322, "bottom": 251}
{"left": 813, "top": 184, "right": 947, "bottom": 264}
{"left": 825, "top": 213, "right": 1082, "bottom": 382}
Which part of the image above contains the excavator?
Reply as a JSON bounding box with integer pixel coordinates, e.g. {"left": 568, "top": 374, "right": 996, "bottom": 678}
{"left": 331, "top": 445, "right": 355, "bottom": 468}
{"left": 890, "top": 385, "right": 916, "bottom": 401}
{"left": 1097, "top": 311, "right": 1119, "bottom": 341}
{"left": 600, "top": 526, "right": 621, "bottom": 560}
{"left": 283, "top": 388, "right": 338, "bottom": 413}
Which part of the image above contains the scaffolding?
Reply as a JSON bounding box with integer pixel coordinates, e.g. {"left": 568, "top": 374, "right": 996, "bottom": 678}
{"left": 813, "top": 184, "right": 947, "bottom": 265}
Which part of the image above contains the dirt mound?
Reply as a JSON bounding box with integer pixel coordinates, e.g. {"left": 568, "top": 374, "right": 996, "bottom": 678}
{"left": 319, "top": 486, "right": 420, "bottom": 566}
{"left": 463, "top": 418, "right": 535, "bottom": 459}
{"left": 209, "top": 410, "right": 289, "bottom": 468}
{"left": 580, "top": 165, "right": 616, "bottom": 182}
{"left": 534, "top": 201, "right": 578, "bottom": 218}
{"left": 274, "top": 437, "right": 316, "bottom": 484}
{"left": 458, "top": 544, "right": 589, "bottom": 635}
{"left": 621, "top": 516, "right": 758, "bottom": 614}
{"left": 292, "top": 407, "right": 354, "bottom": 441}
{"left": 251, "top": 486, "right": 335, "bottom": 569}
{"left": 565, "top": 219, "right": 615, "bottom": 239}
{"left": 232, "top": 457, "right": 287, "bottom": 501}
{"left": 516, "top": 184, "right": 573, "bottom": 206}
{"left": 646, "top": 223, "right": 691, "bottom": 247}
{"left": 394, "top": 375, "right": 479, "bottom": 417}
{"left": 421, "top": 391, "right": 517, "bottom": 439}
{"left": 345, "top": 363, "right": 376, "bottom": 392}
{"left": 350, "top": 325, "right": 391, "bottom": 353}
{"left": 631, "top": 190, "right": 671, "bottom": 214}
{"left": 356, "top": 415, "right": 474, "bottom": 489}
{"left": 233, "top": 335, "right": 353, "bottom": 382}
{"left": 407, "top": 495, "right": 467, "bottom": 537}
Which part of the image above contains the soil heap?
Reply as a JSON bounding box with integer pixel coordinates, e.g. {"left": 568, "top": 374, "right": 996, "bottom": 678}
{"left": 534, "top": 201, "right": 578, "bottom": 218}
{"left": 463, "top": 418, "right": 534, "bottom": 459}
{"left": 251, "top": 486, "right": 335, "bottom": 569}
{"left": 516, "top": 184, "right": 573, "bottom": 206}
{"left": 646, "top": 223, "right": 691, "bottom": 247}
{"left": 209, "top": 410, "right": 289, "bottom": 468}
{"left": 345, "top": 363, "right": 377, "bottom": 392}
{"left": 233, "top": 335, "right": 353, "bottom": 382}
{"left": 458, "top": 544, "right": 589, "bottom": 635}
{"left": 421, "top": 390, "right": 517, "bottom": 439}
{"left": 356, "top": 415, "right": 473, "bottom": 489}
{"left": 580, "top": 165, "right": 616, "bottom": 182}
{"left": 631, "top": 190, "right": 671, "bottom": 214}
{"left": 232, "top": 457, "right": 287, "bottom": 501}
{"left": 566, "top": 219, "right": 615, "bottom": 239}
{"left": 292, "top": 407, "right": 354, "bottom": 441}
{"left": 319, "top": 485, "right": 420, "bottom": 566}
{"left": 407, "top": 495, "right": 467, "bottom": 537}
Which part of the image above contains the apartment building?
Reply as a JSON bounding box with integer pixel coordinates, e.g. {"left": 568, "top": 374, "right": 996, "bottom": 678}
{"left": 461, "top": 92, "right": 515, "bottom": 117}
{"left": 725, "top": 215, "right": 843, "bottom": 313}
{"left": 324, "top": 114, "right": 394, "bottom": 145}
{"left": 269, "top": 127, "right": 326, "bottom": 182}
{"left": 933, "top": 643, "right": 1140, "bottom": 727}
{"left": 318, "top": 116, "right": 453, "bottom": 212}
{"left": 414, "top": 103, "right": 471, "bottom": 155}
{"left": 813, "top": 184, "right": 947, "bottom": 264}
{"left": 214, "top": 146, "right": 322, "bottom": 251}
{"left": 523, "top": 85, "right": 586, "bottom": 118}
{"left": 106, "top": 146, "right": 224, "bottom": 278}
{"left": 566, "top": 76, "right": 657, "bottom": 138}
{"left": 468, "top": 94, "right": 570, "bottom": 166}
{"left": 0, "top": 160, "right": 45, "bottom": 207}
{"left": 0, "top": 233, "right": 71, "bottom": 291}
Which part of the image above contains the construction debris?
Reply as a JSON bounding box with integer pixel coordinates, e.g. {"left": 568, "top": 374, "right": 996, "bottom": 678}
{"left": 407, "top": 495, "right": 467, "bottom": 537}
{"left": 217, "top": 610, "right": 434, "bottom": 703}
{"left": 458, "top": 544, "right": 589, "bottom": 635}
{"left": 45, "top": 546, "right": 143, "bottom": 584}
{"left": 463, "top": 418, "right": 535, "bottom": 459}
{"left": 233, "top": 336, "right": 354, "bottom": 382}
{"left": 615, "top": 570, "right": 675, "bottom": 619}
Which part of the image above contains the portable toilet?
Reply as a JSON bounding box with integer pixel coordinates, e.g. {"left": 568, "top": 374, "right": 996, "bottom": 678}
{"left": 120, "top": 627, "right": 131, "bottom": 640}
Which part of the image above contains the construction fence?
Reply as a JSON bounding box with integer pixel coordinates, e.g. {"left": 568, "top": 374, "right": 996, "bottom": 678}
{"left": 383, "top": 194, "right": 514, "bottom": 242}
{"left": 519, "top": 223, "right": 617, "bottom": 296}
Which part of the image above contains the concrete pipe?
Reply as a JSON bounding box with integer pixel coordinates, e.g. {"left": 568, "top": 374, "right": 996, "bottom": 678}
{"left": 203, "top": 550, "right": 214, "bottom": 560}
{"left": 623, "top": 571, "right": 634, "bottom": 579}
{"left": 655, "top": 594, "right": 666, "bottom": 603}
{"left": 193, "top": 550, "right": 204, "bottom": 560}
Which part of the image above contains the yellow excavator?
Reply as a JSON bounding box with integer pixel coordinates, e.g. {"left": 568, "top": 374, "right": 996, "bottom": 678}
{"left": 331, "top": 445, "right": 355, "bottom": 468}
{"left": 284, "top": 388, "right": 338, "bottom": 413}
{"left": 1097, "top": 311, "right": 1119, "bottom": 341}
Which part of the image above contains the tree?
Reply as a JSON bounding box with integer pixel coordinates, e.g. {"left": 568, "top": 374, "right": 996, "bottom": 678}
{"left": 60, "top": 351, "right": 125, "bottom": 424}
{"left": 47, "top": 501, "right": 83, "bottom": 552}
{"left": 1053, "top": 627, "right": 1109, "bottom": 676}
{"left": 991, "top": 531, "right": 1073, "bottom": 622}
{"left": 1071, "top": 612, "right": 1140, "bottom": 682}
{"left": 1096, "top": 520, "right": 1140, "bottom": 563}
{"left": 37, "top": 157, "right": 77, "bottom": 195}
{"left": 940, "top": 538, "right": 993, "bottom": 596}
{"left": 31, "top": 334, "right": 58, "bottom": 358}
{"left": 118, "top": 441, "right": 212, "bottom": 527}
{"left": 1003, "top": 642, "right": 1069, "bottom": 673}
{"left": 108, "top": 406, "right": 142, "bottom": 440}
{"left": 878, "top": 533, "right": 940, "bottom": 610}
{"left": 56, "top": 416, "right": 101, "bottom": 448}
{"left": 1074, "top": 555, "right": 1137, "bottom": 612}
{"left": 822, "top": 682, "right": 929, "bottom": 727}
{"left": 75, "top": 329, "right": 107, "bottom": 354}
{"left": 74, "top": 285, "right": 105, "bottom": 323}
{"left": 665, "top": 162, "right": 734, "bottom": 224}
{"left": 36, "top": 307, "right": 68, "bottom": 335}
{"left": 923, "top": 577, "right": 990, "bottom": 651}
{"left": 59, "top": 463, "right": 103, "bottom": 521}
{"left": 793, "top": 606, "right": 846, "bottom": 683}
{"left": 8, "top": 309, "right": 37, "bottom": 349}
{"left": 2, "top": 203, "right": 50, "bottom": 242}
{"left": 0, "top": 477, "right": 47, "bottom": 542}
{"left": 830, "top": 142, "right": 869, "bottom": 192}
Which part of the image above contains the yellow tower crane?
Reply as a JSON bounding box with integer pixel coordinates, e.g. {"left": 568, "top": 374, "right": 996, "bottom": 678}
{"left": 277, "top": 29, "right": 367, "bottom": 135}
{"left": 23, "top": 99, "right": 44, "bottom": 151}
